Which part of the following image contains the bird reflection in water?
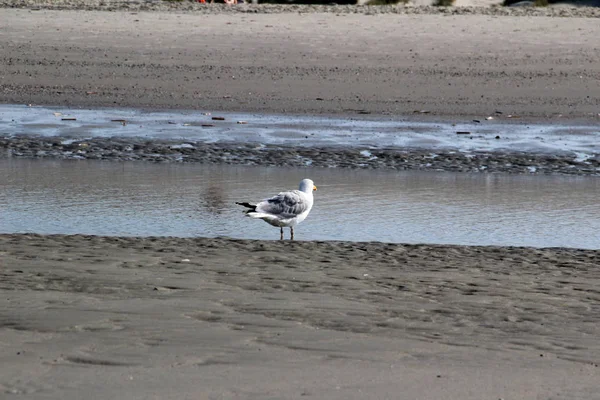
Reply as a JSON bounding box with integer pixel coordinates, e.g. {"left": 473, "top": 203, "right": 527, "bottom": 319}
{"left": 199, "top": 185, "right": 227, "bottom": 215}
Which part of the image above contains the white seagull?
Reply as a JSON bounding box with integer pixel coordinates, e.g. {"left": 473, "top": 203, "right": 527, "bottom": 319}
{"left": 236, "top": 179, "right": 317, "bottom": 240}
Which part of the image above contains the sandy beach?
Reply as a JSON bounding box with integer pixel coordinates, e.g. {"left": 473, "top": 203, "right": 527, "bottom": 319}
{"left": 2, "top": 2, "right": 600, "bottom": 399}
{"left": 1, "top": 234, "right": 600, "bottom": 399}
{"left": 2, "top": 6, "right": 600, "bottom": 119}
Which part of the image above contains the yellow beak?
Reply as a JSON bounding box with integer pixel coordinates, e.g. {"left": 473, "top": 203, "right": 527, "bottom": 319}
{"left": 313, "top": 185, "right": 318, "bottom": 191}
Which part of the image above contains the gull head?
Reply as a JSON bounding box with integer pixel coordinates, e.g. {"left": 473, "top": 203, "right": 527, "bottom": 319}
{"left": 299, "top": 178, "right": 317, "bottom": 194}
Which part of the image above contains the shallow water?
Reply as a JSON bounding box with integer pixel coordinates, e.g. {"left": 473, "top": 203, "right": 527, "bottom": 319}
{"left": 1, "top": 159, "right": 598, "bottom": 249}
{"left": 2, "top": 104, "right": 600, "bottom": 160}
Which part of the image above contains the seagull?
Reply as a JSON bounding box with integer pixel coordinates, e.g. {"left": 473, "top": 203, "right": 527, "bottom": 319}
{"left": 236, "top": 179, "right": 317, "bottom": 240}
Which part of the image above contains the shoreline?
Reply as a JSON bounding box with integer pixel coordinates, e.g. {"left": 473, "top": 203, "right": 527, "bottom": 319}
{"left": 3, "top": 135, "right": 600, "bottom": 175}
{"left": 3, "top": 104, "right": 599, "bottom": 175}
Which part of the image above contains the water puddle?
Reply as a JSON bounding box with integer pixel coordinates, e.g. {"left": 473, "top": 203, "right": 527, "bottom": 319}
{"left": 2, "top": 104, "right": 600, "bottom": 158}
{"left": 1, "top": 159, "right": 598, "bottom": 249}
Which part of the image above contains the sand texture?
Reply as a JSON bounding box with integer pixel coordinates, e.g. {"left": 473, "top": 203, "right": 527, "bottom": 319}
{"left": 1, "top": 234, "right": 600, "bottom": 399}
{"left": 2, "top": 9, "right": 600, "bottom": 119}
{"left": 3, "top": 0, "right": 600, "bottom": 15}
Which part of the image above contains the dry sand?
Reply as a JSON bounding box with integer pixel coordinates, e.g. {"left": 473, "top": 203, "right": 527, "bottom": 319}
{"left": 2, "top": 4, "right": 600, "bottom": 399}
{"left": 2, "top": 7, "right": 600, "bottom": 119}
{"left": 1, "top": 234, "right": 600, "bottom": 399}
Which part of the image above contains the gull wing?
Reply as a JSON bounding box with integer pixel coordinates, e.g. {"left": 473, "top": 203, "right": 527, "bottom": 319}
{"left": 255, "top": 190, "right": 309, "bottom": 218}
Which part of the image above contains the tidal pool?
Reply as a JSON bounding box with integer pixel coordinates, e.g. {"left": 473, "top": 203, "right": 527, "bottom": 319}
{"left": 1, "top": 159, "right": 598, "bottom": 249}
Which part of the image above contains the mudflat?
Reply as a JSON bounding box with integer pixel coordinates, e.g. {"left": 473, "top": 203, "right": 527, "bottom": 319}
{"left": 1, "top": 7, "right": 600, "bottom": 118}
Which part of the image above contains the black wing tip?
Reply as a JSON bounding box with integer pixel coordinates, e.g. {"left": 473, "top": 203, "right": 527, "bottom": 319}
{"left": 236, "top": 202, "right": 256, "bottom": 212}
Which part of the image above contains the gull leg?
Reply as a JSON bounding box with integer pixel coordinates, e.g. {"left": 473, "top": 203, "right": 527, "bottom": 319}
{"left": 280, "top": 227, "right": 284, "bottom": 241}
{"left": 290, "top": 227, "right": 294, "bottom": 241}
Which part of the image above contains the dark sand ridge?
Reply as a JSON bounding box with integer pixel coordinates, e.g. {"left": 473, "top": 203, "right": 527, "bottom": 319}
{"left": 2, "top": 8, "right": 600, "bottom": 119}
{"left": 1, "top": 234, "right": 599, "bottom": 399}
{"left": 4, "top": 135, "right": 600, "bottom": 175}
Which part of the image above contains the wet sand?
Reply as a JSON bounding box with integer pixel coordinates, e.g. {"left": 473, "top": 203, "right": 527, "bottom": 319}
{"left": 1, "top": 234, "right": 599, "bottom": 399}
{"left": 4, "top": 134, "right": 600, "bottom": 175}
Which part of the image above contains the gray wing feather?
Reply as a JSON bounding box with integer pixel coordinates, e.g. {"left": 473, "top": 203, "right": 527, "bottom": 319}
{"left": 256, "top": 190, "right": 308, "bottom": 218}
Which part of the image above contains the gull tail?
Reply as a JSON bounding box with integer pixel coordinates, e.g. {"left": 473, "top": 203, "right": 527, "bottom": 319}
{"left": 235, "top": 202, "right": 257, "bottom": 213}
